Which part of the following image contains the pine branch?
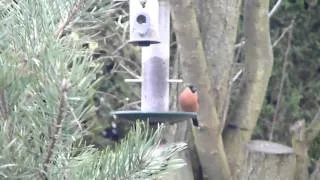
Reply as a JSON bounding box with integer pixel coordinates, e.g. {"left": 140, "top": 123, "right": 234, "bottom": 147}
{"left": 67, "top": 122, "right": 187, "bottom": 179}
{"left": 40, "top": 79, "right": 69, "bottom": 179}
{"left": 0, "top": 88, "right": 9, "bottom": 120}
{"left": 0, "top": 1, "right": 188, "bottom": 179}
{"left": 55, "top": 0, "right": 85, "bottom": 39}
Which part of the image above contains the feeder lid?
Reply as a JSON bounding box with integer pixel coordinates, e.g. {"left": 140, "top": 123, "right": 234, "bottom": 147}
{"left": 110, "top": 110, "right": 197, "bottom": 124}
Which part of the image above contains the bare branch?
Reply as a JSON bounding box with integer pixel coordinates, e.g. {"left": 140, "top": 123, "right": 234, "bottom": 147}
{"left": 118, "top": 100, "right": 141, "bottom": 110}
{"left": 269, "top": 19, "right": 294, "bottom": 141}
{"left": 268, "top": 0, "right": 282, "bottom": 18}
{"left": 272, "top": 22, "right": 294, "bottom": 47}
{"left": 234, "top": 38, "right": 246, "bottom": 49}
{"left": 221, "top": 69, "right": 243, "bottom": 131}
{"left": 118, "top": 62, "right": 141, "bottom": 79}
{"left": 306, "top": 108, "right": 320, "bottom": 144}
{"left": 111, "top": 42, "right": 129, "bottom": 55}
{"left": 231, "top": 69, "right": 243, "bottom": 83}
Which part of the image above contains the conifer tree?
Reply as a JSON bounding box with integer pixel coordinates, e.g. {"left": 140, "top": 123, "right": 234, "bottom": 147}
{"left": 0, "top": 0, "right": 186, "bottom": 179}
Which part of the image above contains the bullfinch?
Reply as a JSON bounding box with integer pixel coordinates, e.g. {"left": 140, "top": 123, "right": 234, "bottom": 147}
{"left": 179, "top": 85, "right": 202, "bottom": 129}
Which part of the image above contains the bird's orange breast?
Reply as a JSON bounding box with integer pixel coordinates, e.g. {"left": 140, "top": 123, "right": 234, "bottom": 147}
{"left": 178, "top": 90, "right": 199, "bottom": 112}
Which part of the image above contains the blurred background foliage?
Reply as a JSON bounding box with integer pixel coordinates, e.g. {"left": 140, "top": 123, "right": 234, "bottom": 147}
{"left": 68, "top": 1, "right": 141, "bottom": 147}
{"left": 253, "top": 0, "right": 320, "bottom": 172}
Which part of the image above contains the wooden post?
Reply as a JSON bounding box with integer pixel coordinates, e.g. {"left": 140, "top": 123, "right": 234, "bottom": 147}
{"left": 239, "top": 140, "right": 296, "bottom": 180}
{"left": 141, "top": 0, "right": 170, "bottom": 112}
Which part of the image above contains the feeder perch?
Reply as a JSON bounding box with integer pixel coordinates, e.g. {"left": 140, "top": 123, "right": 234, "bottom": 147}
{"left": 129, "top": 0, "right": 160, "bottom": 46}
{"left": 110, "top": 111, "right": 197, "bottom": 125}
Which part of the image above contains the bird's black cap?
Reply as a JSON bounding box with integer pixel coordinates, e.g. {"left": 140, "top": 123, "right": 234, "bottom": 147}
{"left": 187, "top": 84, "right": 197, "bottom": 93}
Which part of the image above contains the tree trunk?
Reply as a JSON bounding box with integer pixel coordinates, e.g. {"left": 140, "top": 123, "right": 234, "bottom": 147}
{"left": 290, "top": 120, "right": 309, "bottom": 180}
{"left": 222, "top": 0, "right": 274, "bottom": 178}
{"left": 171, "top": 0, "right": 231, "bottom": 179}
{"left": 310, "top": 160, "right": 320, "bottom": 180}
{"left": 240, "top": 140, "right": 296, "bottom": 180}
{"left": 290, "top": 109, "right": 320, "bottom": 180}
{"left": 194, "top": 0, "right": 242, "bottom": 121}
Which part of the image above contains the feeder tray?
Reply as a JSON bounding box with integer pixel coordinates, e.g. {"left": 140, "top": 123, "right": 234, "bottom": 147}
{"left": 110, "top": 110, "right": 197, "bottom": 124}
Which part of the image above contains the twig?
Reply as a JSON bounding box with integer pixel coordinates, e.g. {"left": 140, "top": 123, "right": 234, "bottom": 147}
{"left": 116, "top": 56, "right": 141, "bottom": 72}
{"left": 96, "top": 91, "right": 121, "bottom": 100}
{"left": 111, "top": 42, "right": 128, "bottom": 55}
{"left": 234, "top": 37, "right": 245, "bottom": 62}
{"left": 269, "top": 20, "right": 294, "bottom": 141}
{"left": 40, "top": 79, "right": 68, "bottom": 179}
{"left": 54, "top": 0, "right": 84, "bottom": 39}
{"left": 0, "top": 88, "right": 10, "bottom": 120}
{"left": 118, "top": 100, "right": 141, "bottom": 110}
{"left": 221, "top": 69, "right": 243, "bottom": 132}
{"left": 268, "top": 0, "right": 282, "bottom": 18}
{"left": 272, "top": 22, "right": 294, "bottom": 47}
{"left": 118, "top": 62, "right": 141, "bottom": 79}
{"left": 234, "top": 38, "right": 246, "bottom": 49}
{"left": 66, "top": 100, "right": 83, "bottom": 131}
{"left": 231, "top": 70, "right": 243, "bottom": 83}
{"left": 306, "top": 108, "right": 320, "bottom": 145}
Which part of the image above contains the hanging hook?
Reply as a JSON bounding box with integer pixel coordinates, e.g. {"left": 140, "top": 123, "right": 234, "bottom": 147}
{"left": 140, "top": 0, "right": 147, "bottom": 8}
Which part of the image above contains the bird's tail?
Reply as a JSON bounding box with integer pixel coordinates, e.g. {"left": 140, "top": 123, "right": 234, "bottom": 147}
{"left": 192, "top": 117, "right": 199, "bottom": 127}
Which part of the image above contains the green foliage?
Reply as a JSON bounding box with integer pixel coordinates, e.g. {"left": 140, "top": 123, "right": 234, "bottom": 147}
{"left": 282, "top": 0, "right": 319, "bottom": 10}
{"left": 67, "top": 122, "right": 187, "bottom": 180}
{"left": 260, "top": 0, "right": 320, "bottom": 141}
{"left": 64, "top": 0, "right": 141, "bottom": 144}
{"left": 254, "top": 0, "right": 320, "bottom": 171}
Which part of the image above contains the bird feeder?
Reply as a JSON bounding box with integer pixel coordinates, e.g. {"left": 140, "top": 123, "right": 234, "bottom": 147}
{"left": 111, "top": 111, "right": 197, "bottom": 124}
{"left": 111, "top": 0, "right": 197, "bottom": 125}
{"left": 128, "top": 0, "right": 160, "bottom": 46}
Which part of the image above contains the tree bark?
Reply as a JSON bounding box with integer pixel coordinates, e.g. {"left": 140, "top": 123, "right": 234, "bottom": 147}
{"left": 194, "top": 0, "right": 242, "bottom": 121}
{"left": 239, "top": 140, "right": 296, "bottom": 180}
{"left": 222, "top": 0, "right": 274, "bottom": 178}
{"left": 310, "top": 160, "right": 320, "bottom": 180}
{"left": 290, "top": 109, "right": 320, "bottom": 180}
{"left": 171, "top": 0, "right": 231, "bottom": 179}
{"left": 290, "top": 120, "right": 309, "bottom": 180}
